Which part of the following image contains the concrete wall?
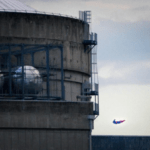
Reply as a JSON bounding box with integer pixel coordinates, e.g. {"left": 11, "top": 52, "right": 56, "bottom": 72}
{"left": 0, "top": 101, "right": 93, "bottom": 150}
{"left": 0, "top": 129, "right": 89, "bottom": 150}
{"left": 0, "top": 12, "right": 91, "bottom": 101}
{"left": 0, "top": 12, "right": 95, "bottom": 150}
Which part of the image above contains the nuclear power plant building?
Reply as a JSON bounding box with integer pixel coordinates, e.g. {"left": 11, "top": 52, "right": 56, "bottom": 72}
{"left": 0, "top": 0, "right": 99, "bottom": 150}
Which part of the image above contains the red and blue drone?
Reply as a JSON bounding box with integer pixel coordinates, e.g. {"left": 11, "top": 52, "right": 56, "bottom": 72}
{"left": 113, "top": 119, "right": 125, "bottom": 124}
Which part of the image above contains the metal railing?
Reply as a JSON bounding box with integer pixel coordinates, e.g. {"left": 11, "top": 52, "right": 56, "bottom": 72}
{"left": 0, "top": 9, "right": 82, "bottom": 21}
{"left": 0, "top": 44, "right": 65, "bottom": 101}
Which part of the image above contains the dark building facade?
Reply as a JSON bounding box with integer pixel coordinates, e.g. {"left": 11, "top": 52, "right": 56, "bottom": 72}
{"left": 92, "top": 135, "right": 150, "bottom": 150}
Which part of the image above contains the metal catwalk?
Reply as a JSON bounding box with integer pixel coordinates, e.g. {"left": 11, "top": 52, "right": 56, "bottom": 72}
{"left": 0, "top": 44, "right": 65, "bottom": 100}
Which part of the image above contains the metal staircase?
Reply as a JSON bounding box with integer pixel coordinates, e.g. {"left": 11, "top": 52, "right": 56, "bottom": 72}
{"left": 79, "top": 10, "right": 99, "bottom": 116}
{"left": 91, "top": 45, "right": 99, "bottom": 115}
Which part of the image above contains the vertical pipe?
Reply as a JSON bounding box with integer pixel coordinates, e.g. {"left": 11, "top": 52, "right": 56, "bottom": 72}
{"left": 95, "top": 33, "right": 97, "bottom": 44}
{"left": 21, "top": 45, "right": 24, "bottom": 99}
{"left": 89, "top": 120, "right": 92, "bottom": 150}
{"left": 84, "top": 11, "right": 87, "bottom": 22}
{"left": 98, "top": 84, "right": 99, "bottom": 115}
{"left": 95, "top": 95, "right": 96, "bottom": 113}
{"left": 60, "top": 46, "right": 64, "bottom": 100}
{"left": 91, "top": 32, "right": 93, "bottom": 40}
{"left": 90, "top": 51, "right": 92, "bottom": 91}
{"left": 8, "top": 45, "right": 12, "bottom": 96}
{"left": 31, "top": 52, "right": 34, "bottom": 66}
{"left": 89, "top": 130, "right": 92, "bottom": 150}
{"left": 16, "top": 55, "right": 21, "bottom": 66}
{"left": 4, "top": 55, "right": 7, "bottom": 69}
{"left": 46, "top": 46, "right": 50, "bottom": 99}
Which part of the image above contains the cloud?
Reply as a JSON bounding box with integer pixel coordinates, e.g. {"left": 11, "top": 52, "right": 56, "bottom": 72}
{"left": 93, "top": 84, "right": 150, "bottom": 135}
{"left": 98, "top": 60, "right": 150, "bottom": 85}
{"left": 21, "top": 0, "right": 150, "bottom": 22}
{"left": 91, "top": 3, "right": 150, "bottom": 22}
{"left": 131, "top": 6, "right": 150, "bottom": 12}
{"left": 94, "top": 19, "right": 150, "bottom": 62}
{"left": 98, "top": 63, "right": 124, "bottom": 79}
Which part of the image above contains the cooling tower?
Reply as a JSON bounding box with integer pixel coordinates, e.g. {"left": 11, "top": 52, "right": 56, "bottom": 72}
{"left": 0, "top": 1, "right": 99, "bottom": 150}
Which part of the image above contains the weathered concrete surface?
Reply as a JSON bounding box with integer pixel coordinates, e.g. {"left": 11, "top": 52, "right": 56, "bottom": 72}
{"left": 0, "top": 101, "right": 93, "bottom": 129}
{"left": 0, "top": 129, "right": 89, "bottom": 150}
{"left": 0, "top": 12, "right": 90, "bottom": 74}
{"left": 0, "top": 12, "right": 94, "bottom": 150}
{"left": 0, "top": 101, "right": 92, "bottom": 150}
{"left": 0, "top": 12, "right": 91, "bottom": 101}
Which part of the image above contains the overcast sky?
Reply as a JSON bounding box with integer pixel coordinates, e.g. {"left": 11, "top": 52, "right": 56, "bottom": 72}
{"left": 21, "top": 0, "right": 150, "bottom": 136}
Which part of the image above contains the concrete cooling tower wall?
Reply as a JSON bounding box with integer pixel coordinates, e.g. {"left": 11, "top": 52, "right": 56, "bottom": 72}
{"left": 0, "top": 12, "right": 91, "bottom": 101}
{"left": 0, "top": 10, "right": 97, "bottom": 150}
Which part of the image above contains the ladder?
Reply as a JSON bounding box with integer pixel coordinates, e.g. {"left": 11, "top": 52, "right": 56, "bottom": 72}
{"left": 91, "top": 45, "right": 99, "bottom": 115}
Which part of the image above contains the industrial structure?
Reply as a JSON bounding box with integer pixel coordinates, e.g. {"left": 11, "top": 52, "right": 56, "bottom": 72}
{"left": 92, "top": 135, "right": 150, "bottom": 150}
{"left": 0, "top": 0, "right": 99, "bottom": 149}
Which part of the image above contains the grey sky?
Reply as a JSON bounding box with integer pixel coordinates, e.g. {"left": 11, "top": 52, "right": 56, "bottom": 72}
{"left": 96, "top": 20, "right": 150, "bottom": 61}
{"left": 20, "top": 0, "right": 150, "bottom": 136}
